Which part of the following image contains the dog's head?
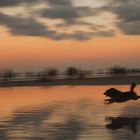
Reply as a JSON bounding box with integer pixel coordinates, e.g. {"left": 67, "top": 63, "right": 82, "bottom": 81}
{"left": 104, "top": 88, "right": 119, "bottom": 98}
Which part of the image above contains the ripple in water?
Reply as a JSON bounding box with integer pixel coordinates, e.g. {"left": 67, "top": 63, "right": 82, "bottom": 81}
{"left": 0, "top": 86, "right": 140, "bottom": 140}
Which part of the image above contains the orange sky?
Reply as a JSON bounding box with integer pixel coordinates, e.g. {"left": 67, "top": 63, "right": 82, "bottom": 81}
{"left": 0, "top": 29, "right": 140, "bottom": 71}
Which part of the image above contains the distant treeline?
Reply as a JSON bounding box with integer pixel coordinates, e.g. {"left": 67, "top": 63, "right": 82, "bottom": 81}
{"left": 109, "top": 66, "right": 140, "bottom": 75}
{"left": 0, "top": 66, "right": 140, "bottom": 82}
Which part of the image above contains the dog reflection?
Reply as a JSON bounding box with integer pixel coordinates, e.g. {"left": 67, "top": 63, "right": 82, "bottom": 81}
{"left": 105, "top": 116, "right": 140, "bottom": 133}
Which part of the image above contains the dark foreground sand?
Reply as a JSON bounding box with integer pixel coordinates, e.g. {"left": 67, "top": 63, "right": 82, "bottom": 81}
{"left": 0, "top": 75, "right": 140, "bottom": 88}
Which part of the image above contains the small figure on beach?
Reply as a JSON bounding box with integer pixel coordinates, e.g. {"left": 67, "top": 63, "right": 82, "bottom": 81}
{"left": 104, "top": 82, "right": 140, "bottom": 104}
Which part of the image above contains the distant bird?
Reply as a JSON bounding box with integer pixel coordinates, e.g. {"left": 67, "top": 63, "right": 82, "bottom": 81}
{"left": 104, "top": 82, "right": 140, "bottom": 104}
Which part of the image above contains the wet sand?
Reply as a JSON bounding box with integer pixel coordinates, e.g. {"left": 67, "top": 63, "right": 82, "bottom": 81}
{"left": 0, "top": 75, "right": 140, "bottom": 88}
{"left": 0, "top": 86, "right": 140, "bottom": 140}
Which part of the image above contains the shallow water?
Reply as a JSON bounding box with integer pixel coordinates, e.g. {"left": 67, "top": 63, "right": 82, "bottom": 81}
{"left": 0, "top": 85, "right": 140, "bottom": 140}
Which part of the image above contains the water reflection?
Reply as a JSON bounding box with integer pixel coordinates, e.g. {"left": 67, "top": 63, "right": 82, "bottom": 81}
{"left": 0, "top": 101, "right": 88, "bottom": 140}
{"left": 105, "top": 117, "right": 140, "bottom": 133}
{"left": 0, "top": 86, "right": 140, "bottom": 140}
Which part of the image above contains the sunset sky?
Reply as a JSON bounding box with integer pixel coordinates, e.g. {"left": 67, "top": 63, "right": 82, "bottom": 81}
{"left": 0, "top": 0, "right": 140, "bottom": 71}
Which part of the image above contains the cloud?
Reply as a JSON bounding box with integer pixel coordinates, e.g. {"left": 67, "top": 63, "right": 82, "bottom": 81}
{"left": 40, "top": 0, "right": 100, "bottom": 22}
{"left": 0, "top": 13, "right": 70, "bottom": 40}
{"left": 110, "top": 0, "right": 140, "bottom": 22}
{"left": 114, "top": 5, "right": 140, "bottom": 22}
{"left": 0, "top": 0, "right": 23, "bottom": 7}
{"left": 113, "top": 0, "right": 140, "bottom": 35}
{"left": 46, "top": 0, "right": 72, "bottom": 6}
{"left": 0, "top": 0, "right": 72, "bottom": 7}
{"left": 0, "top": 12, "right": 114, "bottom": 40}
{"left": 52, "top": 30, "right": 114, "bottom": 41}
{"left": 41, "top": 6, "right": 79, "bottom": 20}
{"left": 102, "top": 0, "right": 140, "bottom": 35}
{"left": 0, "top": 0, "right": 110, "bottom": 40}
{"left": 0, "top": 0, "right": 39, "bottom": 7}
{"left": 0, "top": 0, "right": 139, "bottom": 40}
{"left": 40, "top": 6, "right": 96, "bottom": 21}
{"left": 118, "top": 21, "right": 140, "bottom": 35}
{"left": 0, "top": 13, "right": 51, "bottom": 36}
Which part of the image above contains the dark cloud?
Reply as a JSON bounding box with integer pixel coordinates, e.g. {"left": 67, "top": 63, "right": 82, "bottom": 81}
{"left": 46, "top": 0, "right": 72, "bottom": 6}
{"left": 108, "top": 0, "right": 140, "bottom": 22}
{"left": 0, "top": 13, "right": 66, "bottom": 39}
{"left": 55, "top": 21, "right": 95, "bottom": 28}
{"left": 0, "top": 0, "right": 72, "bottom": 7}
{"left": 102, "top": 0, "right": 140, "bottom": 35}
{"left": 53, "top": 30, "right": 114, "bottom": 41}
{"left": 118, "top": 21, "right": 140, "bottom": 35}
{"left": 113, "top": 0, "right": 140, "bottom": 35}
{"left": 0, "top": 0, "right": 108, "bottom": 40}
{"left": 0, "top": 13, "right": 67, "bottom": 40}
{"left": 39, "top": 0, "right": 103, "bottom": 39}
{"left": 0, "top": 13, "right": 51, "bottom": 36}
{"left": 69, "top": 30, "right": 114, "bottom": 40}
{"left": 40, "top": 5, "right": 96, "bottom": 21}
{"left": 41, "top": 6, "right": 79, "bottom": 20}
{"left": 94, "top": 30, "right": 115, "bottom": 37}
{"left": 114, "top": 5, "right": 140, "bottom": 22}
{"left": 52, "top": 30, "right": 114, "bottom": 40}
{"left": 0, "top": 12, "right": 113, "bottom": 40}
{"left": 0, "top": 0, "right": 139, "bottom": 40}
{"left": 0, "top": 0, "right": 39, "bottom": 7}
{"left": 0, "top": 0, "right": 24, "bottom": 7}
{"left": 68, "top": 31, "right": 94, "bottom": 40}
